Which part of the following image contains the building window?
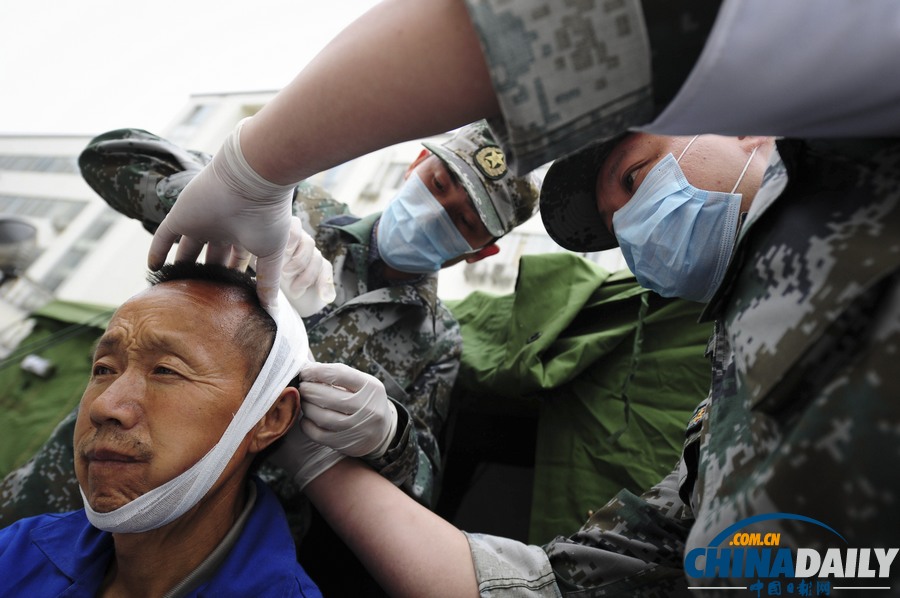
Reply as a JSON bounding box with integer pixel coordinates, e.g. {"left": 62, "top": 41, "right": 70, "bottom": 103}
{"left": 358, "top": 160, "right": 410, "bottom": 204}
{"left": 39, "top": 208, "right": 117, "bottom": 292}
{"left": 0, "top": 195, "right": 86, "bottom": 232}
{"left": 182, "top": 104, "right": 212, "bottom": 126}
{"left": 0, "top": 155, "right": 79, "bottom": 174}
{"left": 381, "top": 162, "right": 409, "bottom": 191}
{"left": 169, "top": 104, "right": 213, "bottom": 144}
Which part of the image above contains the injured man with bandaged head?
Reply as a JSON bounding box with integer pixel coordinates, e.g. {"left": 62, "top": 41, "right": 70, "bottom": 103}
{"left": 0, "top": 262, "right": 323, "bottom": 597}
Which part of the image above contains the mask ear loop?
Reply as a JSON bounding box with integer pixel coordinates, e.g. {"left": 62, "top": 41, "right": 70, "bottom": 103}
{"left": 731, "top": 145, "right": 759, "bottom": 193}
{"left": 676, "top": 135, "right": 701, "bottom": 162}
{"left": 676, "top": 135, "right": 759, "bottom": 193}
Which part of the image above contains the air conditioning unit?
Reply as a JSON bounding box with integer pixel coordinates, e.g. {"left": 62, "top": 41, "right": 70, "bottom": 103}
{"left": 0, "top": 217, "right": 37, "bottom": 281}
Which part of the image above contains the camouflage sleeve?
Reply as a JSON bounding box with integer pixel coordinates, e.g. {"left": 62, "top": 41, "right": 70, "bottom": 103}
{"left": 291, "top": 180, "right": 352, "bottom": 234}
{"left": 462, "top": 0, "right": 654, "bottom": 174}
{"left": 468, "top": 466, "right": 694, "bottom": 597}
{"left": 364, "top": 337, "right": 461, "bottom": 509}
{"left": 363, "top": 311, "right": 462, "bottom": 509}
{"left": 543, "top": 465, "right": 694, "bottom": 595}
{"left": 462, "top": 0, "right": 723, "bottom": 174}
{"left": 0, "top": 408, "right": 82, "bottom": 525}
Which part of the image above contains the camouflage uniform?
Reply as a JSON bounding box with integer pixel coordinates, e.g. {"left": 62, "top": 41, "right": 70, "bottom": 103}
{"left": 290, "top": 183, "right": 462, "bottom": 507}
{"left": 281, "top": 187, "right": 464, "bottom": 598}
{"left": 465, "top": 142, "right": 900, "bottom": 597}
{"left": 462, "top": 0, "right": 722, "bottom": 174}
{"left": 459, "top": 2, "right": 900, "bottom": 595}
{"left": 685, "top": 139, "right": 900, "bottom": 587}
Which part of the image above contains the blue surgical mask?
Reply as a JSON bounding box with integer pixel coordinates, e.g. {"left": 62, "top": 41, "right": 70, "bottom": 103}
{"left": 376, "top": 172, "right": 473, "bottom": 273}
{"left": 612, "top": 138, "right": 757, "bottom": 303}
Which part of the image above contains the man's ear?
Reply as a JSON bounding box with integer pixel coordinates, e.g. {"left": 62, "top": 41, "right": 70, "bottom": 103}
{"left": 250, "top": 387, "right": 300, "bottom": 454}
{"left": 404, "top": 149, "right": 431, "bottom": 180}
{"left": 465, "top": 243, "right": 500, "bottom": 263}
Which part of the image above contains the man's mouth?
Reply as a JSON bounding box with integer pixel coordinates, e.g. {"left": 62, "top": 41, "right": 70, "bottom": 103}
{"left": 86, "top": 447, "right": 142, "bottom": 463}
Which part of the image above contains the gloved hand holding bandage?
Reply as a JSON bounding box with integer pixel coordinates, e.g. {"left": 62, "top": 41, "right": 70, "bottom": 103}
{"left": 298, "top": 362, "right": 398, "bottom": 459}
{"left": 268, "top": 420, "right": 345, "bottom": 491}
{"left": 280, "top": 216, "right": 337, "bottom": 317}
{"left": 148, "top": 118, "right": 295, "bottom": 307}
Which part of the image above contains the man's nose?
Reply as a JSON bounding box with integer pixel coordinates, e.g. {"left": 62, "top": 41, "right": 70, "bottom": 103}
{"left": 89, "top": 372, "right": 143, "bottom": 429}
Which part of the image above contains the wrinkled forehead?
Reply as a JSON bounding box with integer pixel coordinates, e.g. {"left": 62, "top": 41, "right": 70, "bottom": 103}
{"left": 104, "top": 281, "right": 251, "bottom": 349}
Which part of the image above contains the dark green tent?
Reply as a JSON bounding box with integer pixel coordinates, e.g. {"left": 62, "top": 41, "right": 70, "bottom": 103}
{"left": 0, "top": 301, "right": 112, "bottom": 476}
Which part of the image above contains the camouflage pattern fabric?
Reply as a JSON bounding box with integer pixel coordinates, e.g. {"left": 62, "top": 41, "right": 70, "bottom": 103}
{"left": 77, "top": 128, "right": 211, "bottom": 234}
{"left": 684, "top": 139, "right": 900, "bottom": 588}
{"left": 0, "top": 183, "right": 461, "bottom": 536}
{"left": 463, "top": 0, "right": 653, "bottom": 175}
{"left": 462, "top": 0, "right": 721, "bottom": 175}
{"left": 291, "top": 182, "right": 462, "bottom": 507}
{"left": 466, "top": 139, "right": 900, "bottom": 596}
{"left": 0, "top": 410, "right": 81, "bottom": 522}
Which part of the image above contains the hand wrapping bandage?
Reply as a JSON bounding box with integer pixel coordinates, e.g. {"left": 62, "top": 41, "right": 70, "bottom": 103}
{"left": 82, "top": 289, "right": 310, "bottom": 533}
{"left": 280, "top": 216, "right": 337, "bottom": 317}
{"left": 147, "top": 118, "right": 296, "bottom": 307}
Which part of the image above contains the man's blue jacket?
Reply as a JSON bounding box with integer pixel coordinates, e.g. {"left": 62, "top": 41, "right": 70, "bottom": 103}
{"left": 0, "top": 477, "right": 321, "bottom": 597}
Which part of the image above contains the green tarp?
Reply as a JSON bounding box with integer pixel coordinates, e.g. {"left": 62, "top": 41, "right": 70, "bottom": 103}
{"left": 447, "top": 253, "right": 712, "bottom": 543}
{"left": 0, "top": 301, "right": 111, "bottom": 476}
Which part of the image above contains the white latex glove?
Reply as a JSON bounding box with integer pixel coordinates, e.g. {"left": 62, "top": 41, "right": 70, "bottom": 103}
{"left": 280, "top": 216, "right": 337, "bottom": 317}
{"left": 299, "top": 362, "right": 398, "bottom": 459}
{"left": 148, "top": 118, "right": 295, "bottom": 307}
{"left": 268, "top": 420, "right": 345, "bottom": 491}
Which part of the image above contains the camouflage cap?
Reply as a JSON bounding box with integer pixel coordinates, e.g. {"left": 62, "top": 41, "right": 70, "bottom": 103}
{"left": 422, "top": 121, "right": 540, "bottom": 238}
{"left": 539, "top": 134, "right": 627, "bottom": 252}
{"left": 78, "top": 129, "right": 211, "bottom": 234}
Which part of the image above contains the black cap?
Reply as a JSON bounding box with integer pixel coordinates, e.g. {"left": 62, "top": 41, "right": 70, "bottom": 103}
{"left": 539, "top": 134, "right": 626, "bottom": 252}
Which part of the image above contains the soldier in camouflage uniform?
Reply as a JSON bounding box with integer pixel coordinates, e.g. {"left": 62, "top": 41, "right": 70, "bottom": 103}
{"left": 292, "top": 134, "right": 900, "bottom": 597}
{"left": 0, "top": 123, "right": 541, "bottom": 591}
{"left": 285, "top": 120, "right": 540, "bottom": 508}
{"left": 456, "top": 5, "right": 897, "bottom": 595}
{"left": 249, "top": 1, "right": 899, "bottom": 594}
{"left": 468, "top": 133, "right": 900, "bottom": 595}
{"left": 453, "top": 2, "right": 900, "bottom": 592}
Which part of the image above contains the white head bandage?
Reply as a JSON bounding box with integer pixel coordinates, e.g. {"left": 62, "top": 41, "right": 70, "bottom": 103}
{"left": 82, "top": 290, "right": 309, "bottom": 533}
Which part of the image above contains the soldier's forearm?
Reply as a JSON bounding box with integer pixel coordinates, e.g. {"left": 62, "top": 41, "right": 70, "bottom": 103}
{"left": 306, "top": 459, "right": 480, "bottom": 598}
{"left": 241, "top": 0, "right": 498, "bottom": 185}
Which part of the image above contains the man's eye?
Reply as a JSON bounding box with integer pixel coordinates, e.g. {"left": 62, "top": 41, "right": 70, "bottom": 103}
{"left": 623, "top": 170, "right": 637, "bottom": 193}
{"left": 433, "top": 175, "right": 445, "bottom": 192}
{"left": 92, "top": 364, "right": 113, "bottom": 376}
{"left": 154, "top": 366, "right": 177, "bottom": 375}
